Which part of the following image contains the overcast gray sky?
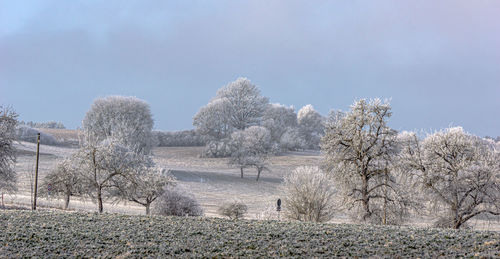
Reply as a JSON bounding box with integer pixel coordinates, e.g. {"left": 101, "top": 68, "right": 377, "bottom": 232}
{"left": 1, "top": 1, "right": 499, "bottom": 136}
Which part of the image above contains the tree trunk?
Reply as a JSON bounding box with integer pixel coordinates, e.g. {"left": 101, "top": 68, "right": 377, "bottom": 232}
{"left": 97, "top": 187, "right": 103, "bottom": 213}
{"left": 146, "top": 203, "right": 151, "bottom": 215}
{"left": 362, "top": 176, "right": 371, "bottom": 221}
{"left": 240, "top": 167, "right": 244, "bottom": 178}
{"left": 452, "top": 208, "right": 462, "bottom": 229}
{"left": 383, "top": 172, "right": 388, "bottom": 225}
{"left": 64, "top": 193, "right": 70, "bottom": 210}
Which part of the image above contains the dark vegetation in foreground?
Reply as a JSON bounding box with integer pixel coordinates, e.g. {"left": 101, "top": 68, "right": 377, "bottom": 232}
{"left": 1, "top": 210, "right": 499, "bottom": 258}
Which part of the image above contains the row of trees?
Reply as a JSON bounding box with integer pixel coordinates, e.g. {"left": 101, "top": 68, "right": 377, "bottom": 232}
{"left": 153, "top": 130, "right": 208, "bottom": 147}
{"left": 43, "top": 96, "right": 174, "bottom": 214}
{"left": 42, "top": 142, "right": 175, "bottom": 214}
{"left": 19, "top": 120, "right": 65, "bottom": 129}
{"left": 193, "top": 78, "right": 325, "bottom": 158}
{"left": 16, "top": 125, "right": 60, "bottom": 146}
{"left": 281, "top": 99, "right": 500, "bottom": 229}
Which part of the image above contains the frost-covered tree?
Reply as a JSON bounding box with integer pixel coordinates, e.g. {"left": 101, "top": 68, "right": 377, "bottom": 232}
{"left": 0, "top": 106, "right": 18, "bottom": 204}
{"left": 215, "top": 77, "right": 269, "bottom": 130}
{"left": 262, "top": 103, "right": 297, "bottom": 148}
{"left": 75, "top": 140, "right": 147, "bottom": 213}
{"left": 281, "top": 166, "right": 337, "bottom": 222}
{"left": 280, "top": 128, "right": 306, "bottom": 151}
{"left": 113, "top": 168, "right": 176, "bottom": 215}
{"left": 297, "top": 104, "right": 324, "bottom": 150}
{"left": 41, "top": 158, "right": 82, "bottom": 210}
{"left": 82, "top": 96, "right": 154, "bottom": 155}
{"left": 229, "top": 126, "right": 273, "bottom": 181}
{"left": 321, "top": 99, "right": 409, "bottom": 224}
{"left": 193, "top": 78, "right": 269, "bottom": 157}
{"left": 400, "top": 127, "right": 500, "bottom": 229}
{"left": 193, "top": 98, "right": 232, "bottom": 141}
{"left": 228, "top": 130, "right": 253, "bottom": 178}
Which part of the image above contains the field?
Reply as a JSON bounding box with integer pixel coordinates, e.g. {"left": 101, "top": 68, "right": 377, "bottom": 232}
{"left": 5, "top": 130, "right": 500, "bottom": 230}
{"left": 1, "top": 210, "right": 499, "bottom": 258}
{"left": 8, "top": 138, "right": 324, "bottom": 219}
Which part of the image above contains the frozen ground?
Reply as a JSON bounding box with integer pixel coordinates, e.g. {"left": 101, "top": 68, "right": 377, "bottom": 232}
{"left": 6, "top": 142, "right": 500, "bottom": 230}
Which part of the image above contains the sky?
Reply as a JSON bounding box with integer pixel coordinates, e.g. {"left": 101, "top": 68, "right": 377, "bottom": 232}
{"left": 1, "top": 1, "right": 499, "bottom": 137}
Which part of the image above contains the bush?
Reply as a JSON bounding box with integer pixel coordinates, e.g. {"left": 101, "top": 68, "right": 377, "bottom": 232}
{"left": 153, "top": 188, "right": 203, "bottom": 217}
{"left": 16, "top": 125, "right": 59, "bottom": 146}
{"left": 218, "top": 200, "right": 248, "bottom": 220}
{"left": 281, "top": 166, "right": 337, "bottom": 222}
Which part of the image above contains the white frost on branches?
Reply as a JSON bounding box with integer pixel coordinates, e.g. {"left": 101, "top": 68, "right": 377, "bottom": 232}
{"left": 0, "top": 106, "right": 18, "bottom": 197}
{"left": 82, "top": 96, "right": 154, "bottom": 155}
{"left": 400, "top": 127, "right": 500, "bottom": 229}
{"left": 281, "top": 166, "right": 337, "bottom": 222}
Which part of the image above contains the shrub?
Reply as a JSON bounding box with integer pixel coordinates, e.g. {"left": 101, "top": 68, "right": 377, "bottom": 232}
{"left": 153, "top": 188, "right": 203, "bottom": 217}
{"left": 281, "top": 166, "right": 337, "bottom": 222}
{"left": 218, "top": 200, "right": 248, "bottom": 220}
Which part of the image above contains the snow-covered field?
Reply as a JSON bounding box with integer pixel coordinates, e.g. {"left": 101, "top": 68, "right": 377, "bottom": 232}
{"left": 7, "top": 141, "right": 500, "bottom": 230}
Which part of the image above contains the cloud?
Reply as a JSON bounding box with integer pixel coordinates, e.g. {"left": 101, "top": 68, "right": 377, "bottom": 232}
{"left": 0, "top": 0, "right": 499, "bottom": 135}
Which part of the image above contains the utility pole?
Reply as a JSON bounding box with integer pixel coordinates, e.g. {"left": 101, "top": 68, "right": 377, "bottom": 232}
{"left": 32, "top": 133, "right": 40, "bottom": 210}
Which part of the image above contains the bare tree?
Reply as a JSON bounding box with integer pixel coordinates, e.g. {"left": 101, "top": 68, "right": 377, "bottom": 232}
{"left": 399, "top": 127, "right": 500, "bottom": 229}
{"left": 228, "top": 126, "right": 273, "bottom": 181}
{"left": 0, "top": 106, "right": 18, "bottom": 205}
{"left": 113, "top": 168, "right": 176, "bottom": 215}
{"left": 281, "top": 166, "right": 337, "bottom": 222}
{"left": 321, "top": 99, "right": 409, "bottom": 224}
{"left": 40, "top": 158, "right": 81, "bottom": 210}
{"left": 82, "top": 96, "right": 154, "bottom": 155}
{"left": 75, "top": 140, "right": 146, "bottom": 213}
{"left": 228, "top": 130, "right": 252, "bottom": 178}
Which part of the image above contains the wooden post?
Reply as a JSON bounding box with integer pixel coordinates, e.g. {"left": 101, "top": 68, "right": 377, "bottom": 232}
{"left": 32, "top": 133, "right": 40, "bottom": 210}
{"left": 277, "top": 198, "right": 281, "bottom": 221}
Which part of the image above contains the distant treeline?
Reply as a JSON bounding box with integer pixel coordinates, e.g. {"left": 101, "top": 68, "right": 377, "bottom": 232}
{"left": 485, "top": 136, "right": 500, "bottom": 142}
{"left": 19, "top": 120, "right": 65, "bottom": 129}
{"left": 16, "top": 126, "right": 59, "bottom": 146}
{"left": 153, "top": 130, "right": 208, "bottom": 147}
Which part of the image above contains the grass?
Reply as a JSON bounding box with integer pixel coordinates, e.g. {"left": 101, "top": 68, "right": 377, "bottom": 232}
{"left": 1, "top": 210, "right": 499, "bottom": 258}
